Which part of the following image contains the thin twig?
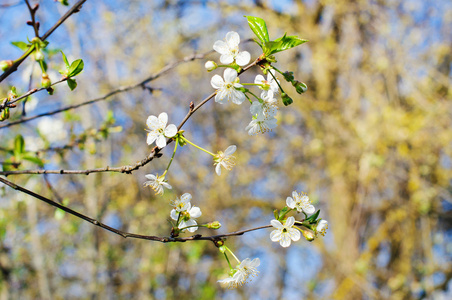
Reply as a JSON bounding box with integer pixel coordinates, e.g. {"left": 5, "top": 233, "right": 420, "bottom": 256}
{"left": 0, "top": 52, "right": 211, "bottom": 129}
{"left": 0, "top": 0, "right": 87, "bottom": 83}
{"left": 24, "top": 0, "right": 40, "bottom": 38}
{"left": 0, "top": 175, "right": 272, "bottom": 243}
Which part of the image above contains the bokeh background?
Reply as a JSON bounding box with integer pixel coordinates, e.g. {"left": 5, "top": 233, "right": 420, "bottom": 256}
{"left": 0, "top": 0, "right": 451, "bottom": 299}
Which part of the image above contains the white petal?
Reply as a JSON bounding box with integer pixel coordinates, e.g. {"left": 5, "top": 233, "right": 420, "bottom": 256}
{"left": 224, "top": 145, "right": 236, "bottom": 156}
{"left": 185, "top": 220, "right": 198, "bottom": 232}
{"left": 223, "top": 68, "right": 237, "bottom": 83}
{"left": 147, "top": 132, "right": 157, "bottom": 145}
{"left": 270, "top": 219, "right": 283, "bottom": 229}
{"left": 213, "top": 40, "right": 229, "bottom": 54}
{"left": 286, "top": 197, "right": 295, "bottom": 209}
{"left": 289, "top": 229, "right": 301, "bottom": 241}
{"left": 170, "top": 209, "right": 178, "bottom": 220}
{"left": 280, "top": 235, "right": 292, "bottom": 247}
{"left": 220, "top": 54, "right": 234, "bottom": 65}
{"left": 225, "top": 31, "right": 240, "bottom": 47}
{"left": 156, "top": 135, "right": 167, "bottom": 148}
{"left": 285, "top": 216, "right": 295, "bottom": 227}
{"left": 181, "top": 193, "right": 192, "bottom": 202}
{"left": 270, "top": 230, "right": 281, "bottom": 242}
{"left": 215, "top": 163, "right": 221, "bottom": 175}
{"left": 250, "top": 258, "right": 260, "bottom": 267}
{"left": 161, "top": 182, "right": 172, "bottom": 189}
{"left": 292, "top": 191, "right": 299, "bottom": 199}
{"left": 303, "top": 204, "right": 315, "bottom": 215}
{"left": 189, "top": 206, "right": 202, "bottom": 218}
{"left": 254, "top": 75, "right": 265, "bottom": 85}
{"left": 235, "top": 51, "right": 250, "bottom": 66}
{"left": 145, "top": 174, "right": 157, "bottom": 180}
{"left": 231, "top": 89, "right": 245, "bottom": 105}
{"left": 158, "top": 112, "right": 168, "bottom": 127}
{"left": 164, "top": 124, "right": 177, "bottom": 137}
{"left": 211, "top": 75, "right": 224, "bottom": 89}
{"left": 146, "top": 115, "right": 159, "bottom": 130}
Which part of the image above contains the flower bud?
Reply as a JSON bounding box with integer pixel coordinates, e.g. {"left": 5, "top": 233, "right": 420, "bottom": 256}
{"left": 35, "top": 49, "right": 44, "bottom": 61}
{"left": 292, "top": 80, "right": 308, "bottom": 94}
{"left": 281, "top": 92, "right": 293, "bottom": 106}
{"left": 302, "top": 229, "right": 315, "bottom": 242}
{"left": 204, "top": 61, "right": 217, "bottom": 72}
{"left": 41, "top": 73, "right": 51, "bottom": 88}
{"left": 207, "top": 221, "right": 222, "bottom": 229}
{"left": 0, "top": 60, "right": 13, "bottom": 72}
{"left": 0, "top": 107, "right": 10, "bottom": 122}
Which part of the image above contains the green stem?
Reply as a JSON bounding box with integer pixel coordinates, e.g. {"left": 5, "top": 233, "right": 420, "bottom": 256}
{"left": 242, "top": 83, "right": 263, "bottom": 87}
{"left": 162, "top": 138, "right": 178, "bottom": 177}
{"left": 246, "top": 90, "right": 263, "bottom": 103}
{"left": 225, "top": 246, "right": 241, "bottom": 264}
{"left": 181, "top": 136, "right": 215, "bottom": 156}
{"left": 224, "top": 252, "right": 234, "bottom": 271}
{"left": 268, "top": 69, "right": 285, "bottom": 93}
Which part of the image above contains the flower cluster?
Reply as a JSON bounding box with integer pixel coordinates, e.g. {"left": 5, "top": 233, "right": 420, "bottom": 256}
{"left": 170, "top": 193, "right": 202, "bottom": 233}
{"left": 270, "top": 191, "right": 328, "bottom": 247}
{"left": 208, "top": 31, "right": 286, "bottom": 136}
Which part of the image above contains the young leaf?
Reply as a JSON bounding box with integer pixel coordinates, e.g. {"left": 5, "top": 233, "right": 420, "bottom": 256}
{"left": 67, "top": 78, "right": 77, "bottom": 91}
{"left": 14, "top": 135, "right": 25, "bottom": 157}
{"left": 22, "top": 154, "right": 44, "bottom": 167}
{"left": 67, "top": 59, "right": 84, "bottom": 77}
{"left": 245, "top": 16, "right": 270, "bottom": 44}
{"left": 305, "top": 210, "right": 321, "bottom": 223}
{"left": 60, "top": 50, "right": 69, "bottom": 67}
{"left": 11, "top": 41, "right": 30, "bottom": 51}
{"left": 264, "top": 35, "right": 308, "bottom": 56}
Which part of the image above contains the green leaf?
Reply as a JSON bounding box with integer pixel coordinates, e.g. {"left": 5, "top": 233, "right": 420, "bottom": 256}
{"left": 60, "top": 50, "right": 69, "bottom": 67}
{"left": 245, "top": 16, "right": 270, "bottom": 44}
{"left": 67, "top": 59, "right": 84, "bottom": 77}
{"left": 14, "top": 135, "right": 25, "bottom": 158}
{"left": 22, "top": 154, "right": 44, "bottom": 167}
{"left": 264, "top": 34, "right": 308, "bottom": 56}
{"left": 11, "top": 41, "right": 30, "bottom": 51}
{"left": 305, "top": 210, "right": 321, "bottom": 223}
{"left": 67, "top": 78, "right": 77, "bottom": 90}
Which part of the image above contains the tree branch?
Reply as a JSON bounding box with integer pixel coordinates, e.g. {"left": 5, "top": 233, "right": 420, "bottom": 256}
{"left": 0, "top": 175, "right": 272, "bottom": 243}
{"left": 0, "top": 0, "right": 87, "bottom": 83}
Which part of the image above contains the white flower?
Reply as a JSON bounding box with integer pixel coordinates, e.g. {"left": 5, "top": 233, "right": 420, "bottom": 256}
{"left": 246, "top": 115, "right": 277, "bottom": 135}
{"left": 286, "top": 191, "right": 315, "bottom": 215}
{"left": 211, "top": 68, "right": 246, "bottom": 105}
{"left": 143, "top": 173, "right": 172, "bottom": 195}
{"left": 213, "top": 31, "right": 251, "bottom": 66}
{"left": 218, "top": 258, "right": 260, "bottom": 288}
{"left": 316, "top": 220, "right": 328, "bottom": 237}
{"left": 170, "top": 199, "right": 202, "bottom": 233}
{"left": 213, "top": 145, "right": 236, "bottom": 176}
{"left": 170, "top": 193, "right": 192, "bottom": 212}
{"left": 254, "top": 69, "right": 279, "bottom": 99}
{"left": 250, "top": 92, "right": 278, "bottom": 119}
{"left": 205, "top": 60, "right": 217, "bottom": 71}
{"left": 270, "top": 216, "right": 301, "bottom": 248}
{"left": 146, "top": 112, "right": 177, "bottom": 148}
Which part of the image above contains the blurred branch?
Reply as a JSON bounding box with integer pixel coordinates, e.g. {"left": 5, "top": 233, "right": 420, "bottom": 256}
{"left": 0, "top": 57, "right": 264, "bottom": 176}
{"left": 0, "top": 175, "right": 272, "bottom": 243}
{"left": 0, "top": 0, "right": 86, "bottom": 83}
{"left": 0, "top": 1, "right": 22, "bottom": 8}
{"left": 0, "top": 51, "right": 211, "bottom": 129}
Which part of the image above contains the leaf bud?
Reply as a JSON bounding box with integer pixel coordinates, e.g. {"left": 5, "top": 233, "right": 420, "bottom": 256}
{"left": 204, "top": 60, "right": 217, "bottom": 72}
{"left": 0, "top": 107, "right": 10, "bottom": 122}
{"left": 0, "top": 60, "right": 13, "bottom": 72}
